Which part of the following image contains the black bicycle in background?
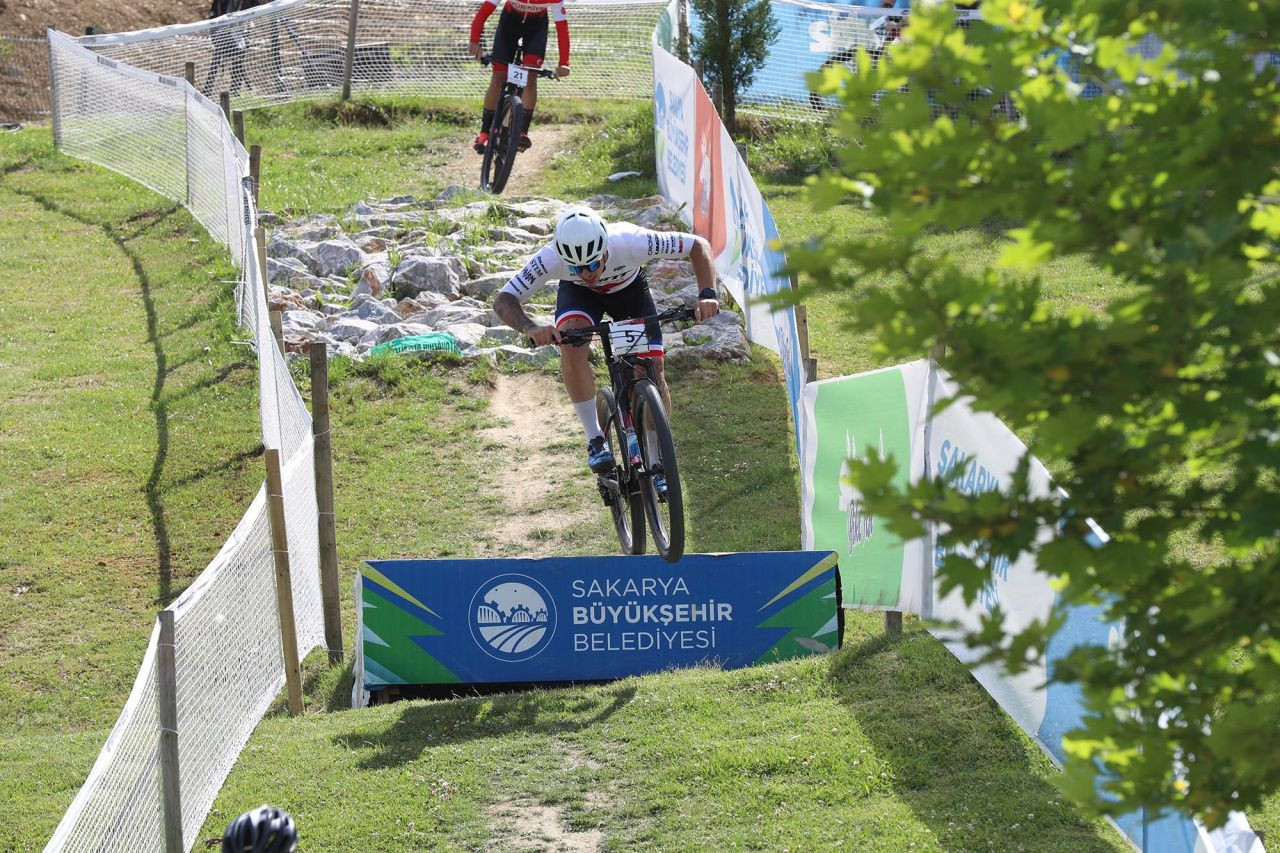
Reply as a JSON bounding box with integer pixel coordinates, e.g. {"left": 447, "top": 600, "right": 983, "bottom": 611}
{"left": 560, "top": 307, "right": 695, "bottom": 563}
{"left": 479, "top": 52, "right": 554, "bottom": 194}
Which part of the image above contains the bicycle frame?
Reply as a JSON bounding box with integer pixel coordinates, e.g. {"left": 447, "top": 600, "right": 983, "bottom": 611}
{"left": 562, "top": 307, "right": 693, "bottom": 442}
{"left": 478, "top": 52, "right": 554, "bottom": 193}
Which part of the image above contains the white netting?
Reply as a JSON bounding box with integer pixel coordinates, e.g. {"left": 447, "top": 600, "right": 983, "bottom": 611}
{"left": 1, "top": 35, "right": 53, "bottom": 119}
{"left": 45, "top": 29, "right": 324, "bottom": 853}
{"left": 75, "top": 0, "right": 671, "bottom": 107}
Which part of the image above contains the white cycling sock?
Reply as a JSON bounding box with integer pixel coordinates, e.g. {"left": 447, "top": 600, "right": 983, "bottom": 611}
{"left": 575, "top": 399, "right": 603, "bottom": 442}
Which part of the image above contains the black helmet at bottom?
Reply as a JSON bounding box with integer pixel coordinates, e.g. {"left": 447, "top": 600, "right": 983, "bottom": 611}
{"left": 221, "top": 805, "right": 298, "bottom": 853}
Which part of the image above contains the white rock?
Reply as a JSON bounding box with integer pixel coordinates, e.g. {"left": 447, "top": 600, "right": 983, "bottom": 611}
{"left": 281, "top": 310, "right": 324, "bottom": 332}
{"left": 458, "top": 274, "right": 512, "bottom": 300}
{"left": 315, "top": 238, "right": 366, "bottom": 277}
{"left": 393, "top": 255, "right": 461, "bottom": 299}
{"left": 422, "top": 305, "right": 490, "bottom": 326}
{"left": 489, "top": 226, "right": 544, "bottom": 244}
{"left": 353, "top": 299, "right": 401, "bottom": 325}
{"left": 372, "top": 322, "right": 434, "bottom": 344}
{"left": 515, "top": 216, "right": 552, "bottom": 235}
{"left": 480, "top": 325, "right": 522, "bottom": 344}
{"left": 443, "top": 322, "right": 487, "bottom": 348}
{"left": 328, "top": 316, "right": 380, "bottom": 342}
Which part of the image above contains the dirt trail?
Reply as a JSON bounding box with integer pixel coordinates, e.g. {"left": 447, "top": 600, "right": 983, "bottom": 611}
{"left": 481, "top": 372, "right": 597, "bottom": 555}
{"left": 443, "top": 122, "right": 579, "bottom": 198}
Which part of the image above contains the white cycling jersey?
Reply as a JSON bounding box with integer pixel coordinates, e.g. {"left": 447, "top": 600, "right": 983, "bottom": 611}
{"left": 499, "top": 222, "right": 698, "bottom": 301}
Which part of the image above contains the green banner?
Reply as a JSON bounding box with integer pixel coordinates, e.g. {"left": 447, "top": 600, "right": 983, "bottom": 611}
{"left": 808, "top": 370, "right": 913, "bottom": 606}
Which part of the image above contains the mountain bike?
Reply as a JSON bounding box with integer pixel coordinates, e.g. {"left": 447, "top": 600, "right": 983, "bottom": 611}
{"left": 559, "top": 307, "right": 695, "bottom": 563}
{"left": 479, "top": 53, "right": 554, "bottom": 194}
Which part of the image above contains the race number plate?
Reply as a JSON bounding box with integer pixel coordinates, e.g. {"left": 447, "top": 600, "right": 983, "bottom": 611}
{"left": 507, "top": 65, "right": 529, "bottom": 87}
{"left": 608, "top": 320, "right": 661, "bottom": 358}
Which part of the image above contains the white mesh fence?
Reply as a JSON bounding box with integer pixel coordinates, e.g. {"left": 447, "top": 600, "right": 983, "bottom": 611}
{"left": 45, "top": 29, "right": 323, "bottom": 853}
{"left": 74, "top": 0, "right": 671, "bottom": 108}
{"left": 1, "top": 35, "right": 53, "bottom": 119}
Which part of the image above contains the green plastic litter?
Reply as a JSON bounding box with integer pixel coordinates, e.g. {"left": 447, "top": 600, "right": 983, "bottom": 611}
{"left": 369, "top": 333, "right": 462, "bottom": 357}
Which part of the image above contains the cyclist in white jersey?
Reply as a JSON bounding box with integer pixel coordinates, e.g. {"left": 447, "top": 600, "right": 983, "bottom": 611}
{"left": 493, "top": 205, "right": 720, "bottom": 475}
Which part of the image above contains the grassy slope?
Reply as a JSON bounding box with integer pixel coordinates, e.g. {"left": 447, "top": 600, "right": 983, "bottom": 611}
{"left": 2, "top": 98, "right": 1271, "bottom": 849}
{"left": 0, "top": 128, "right": 261, "bottom": 845}
{"left": 201, "top": 102, "right": 1121, "bottom": 850}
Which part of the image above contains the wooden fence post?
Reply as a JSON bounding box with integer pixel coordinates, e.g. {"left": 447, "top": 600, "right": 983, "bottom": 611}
{"left": 254, "top": 225, "right": 268, "bottom": 292}
{"left": 341, "top": 0, "right": 362, "bottom": 102}
{"left": 249, "top": 144, "right": 261, "bottom": 205}
{"left": 219, "top": 91, "right": 231, "bottom": 121}
{"left": 181, "top": 64, "right": 194, "bottom": 208}
{"left": 790, "top": 274, "right": 812, "bottom": 363}
{"left": 885, "top": 610, "right": 902, "bottom": 634}
{"left": 311, "top": 343, "right": 344, "bottom": 664}
{"left": 265, "top": 449, "right": 305, "bottom": 716}
{"left": 157, "top": 611, "right": 184, "bottom": 853}
{"left": 232, "top": 109, "right": 245, "bottom": 146}
{"left": 269, "top": 309, "right": 285, "bottom": 355}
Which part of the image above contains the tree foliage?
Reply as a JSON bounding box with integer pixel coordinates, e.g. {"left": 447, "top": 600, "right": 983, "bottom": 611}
{"left": 790, "top": 0, "right": 1280, "bottom": 827}
{"left": 689, "top": 0, "right": 779, "bottom": 134}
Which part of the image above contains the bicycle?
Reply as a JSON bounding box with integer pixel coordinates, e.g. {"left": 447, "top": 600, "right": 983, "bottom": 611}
{"left": 479, "top": 52, "right": 554, "bottom": 195}
{"left": 559, "top": 306, "right": 695, "bottom": 563}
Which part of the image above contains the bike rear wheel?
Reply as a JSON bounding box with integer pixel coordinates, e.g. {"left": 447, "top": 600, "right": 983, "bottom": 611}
{"left": 596, "top": 387, "right": 644, "bottom": 555}
{"left": 631, "top": 379, "right": 684, "bottom": 562}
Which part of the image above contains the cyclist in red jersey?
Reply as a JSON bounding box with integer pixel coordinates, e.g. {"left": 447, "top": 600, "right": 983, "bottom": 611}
{"left": 468, "top": 0, "right": 571, "bottom": 154}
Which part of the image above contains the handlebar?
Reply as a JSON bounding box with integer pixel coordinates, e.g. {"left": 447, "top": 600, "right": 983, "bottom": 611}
{"left": 557, "top": 306, "right": 696, "bottom": 347}
{"left": 480, "top": 55, "right": 557, "bottom": 79}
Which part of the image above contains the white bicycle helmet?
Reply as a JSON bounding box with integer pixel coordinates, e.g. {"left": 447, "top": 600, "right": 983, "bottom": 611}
{"left": 554, "top": 206, "right": 609, "bottom": 268}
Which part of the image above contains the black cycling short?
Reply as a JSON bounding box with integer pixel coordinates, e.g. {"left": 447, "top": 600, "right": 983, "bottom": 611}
{"left": 491, "top": 6, "right": 549, "bottom": 68}
{"left": 554, "top": 271, "right": 663, "bottom": 348}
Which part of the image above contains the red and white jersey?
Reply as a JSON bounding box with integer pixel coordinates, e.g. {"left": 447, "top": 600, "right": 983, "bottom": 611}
{"left": 504, "top": 0, "right": 566, "bottom": 18}
{"left": 500, "top": 222, "right": 698, "bottom": 301}
{"left": 471, "top": 0, "right": 570, "bottom": 64}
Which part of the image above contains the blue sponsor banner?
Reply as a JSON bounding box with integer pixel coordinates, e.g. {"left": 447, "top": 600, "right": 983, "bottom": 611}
{"left": 1039, "top": 601, "right": 1205, "bottom": 851}
{"left": 691, "top": 2, "right": 905, "bottom": 107}
{"left": 761, "top": 202, "right": 805, "bottom": 461}
{"left": 359, "top": 551, "right": 840, "bottom": 688}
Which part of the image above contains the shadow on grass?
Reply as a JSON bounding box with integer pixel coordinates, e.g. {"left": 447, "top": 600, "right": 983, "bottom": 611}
{"left": 11, "top": 185, "right": 253, "bottom": 605}
{"left": 825, "top": 625, "right": 1121, "bottom": 850}
{"left": 332, "top": 683, "right": 637, "bottom": 771}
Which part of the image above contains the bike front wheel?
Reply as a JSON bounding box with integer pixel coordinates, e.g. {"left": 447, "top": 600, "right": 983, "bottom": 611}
{"left": 482, "top": 94, "right": 521, "bottom": 194}
{"left": 596, "top": 387, "right": 644, "bottom": 555}
{"left": 631, "top": 379, "right": 684, "bottom": 563}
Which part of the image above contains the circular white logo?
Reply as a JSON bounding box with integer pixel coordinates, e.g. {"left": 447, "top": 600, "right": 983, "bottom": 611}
{"left": 469, "top": 574, "right": 557, "bottom": 662}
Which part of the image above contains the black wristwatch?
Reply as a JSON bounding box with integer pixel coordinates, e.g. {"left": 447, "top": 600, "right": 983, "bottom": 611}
{"left": 699, "top": 287, "right": 717, "bottom": 301}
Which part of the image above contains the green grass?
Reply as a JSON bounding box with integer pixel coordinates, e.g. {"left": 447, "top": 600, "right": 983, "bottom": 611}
{"left": 0, "top": 126, "right": 262, "bottom": 844}
{"left": 4, "top": 100, "right": 1276, "bottom": 850}
{"left": 198, "top": 629, "right": 1124, "bottom": 851}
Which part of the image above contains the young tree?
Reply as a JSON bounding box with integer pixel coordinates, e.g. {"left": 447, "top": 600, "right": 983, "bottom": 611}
{"left": 689, "top": 0, "right": 779, "bottom": 134}
{"left": 791, "top": 0, "right": 1280, "bottom": 828}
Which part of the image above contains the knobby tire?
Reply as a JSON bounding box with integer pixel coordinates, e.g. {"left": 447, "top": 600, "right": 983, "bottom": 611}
{"left": 479, "top": 95, "right": 503, "bottom": 192}
{"left": 596, "top": 387, "right": 644, "bottom": 555}
{"left": 632, "top": 379, "right": 684, "bottom": 562}
{"left": 489, "top": 96, "right": 522, "bottom": 194}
